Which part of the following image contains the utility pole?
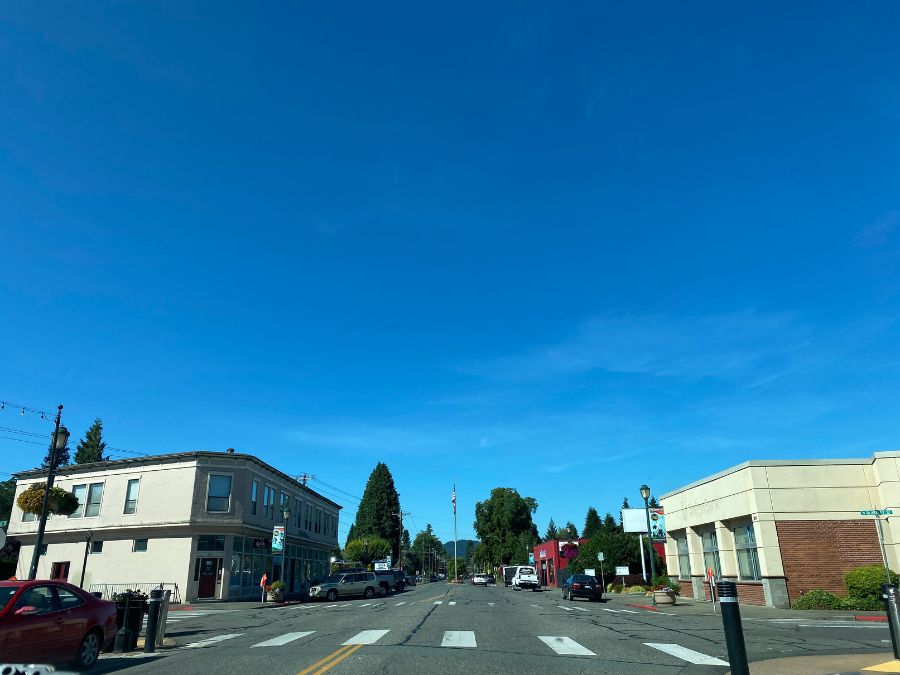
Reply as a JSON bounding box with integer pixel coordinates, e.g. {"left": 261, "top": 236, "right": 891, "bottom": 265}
{"left": 29, "top": 405, "right": 68, "bottom": 581}
{"left": 392, "top": 511, "right": 409, "bottom": 570}
{"left": 296, "top": 473, "right": 315, "bottom": 486}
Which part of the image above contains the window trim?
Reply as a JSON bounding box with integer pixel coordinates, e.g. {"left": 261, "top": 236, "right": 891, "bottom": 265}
{"left": 250, "top": 479, "right": 259, "bottom": 516}
{"left": 123, "top": 478, "right": 140, "bottom": 515}
{"left": 701, "top": 529, "right": 721, "bottom": 578}
{"left": 733, "top": 523, "right": 761, "bottom": 581}
{"left": 676, "top": 535, "right": 690, "bottom": 579}
{"left": 68, "top": 484, "right": 87, "bottom": 519}
{"left": 206, "top": 473, "right": 234, "bottom": 513}
{"left": 90, "top": 540, "right": 104, "bottom": 554}
{"left": 84, "top": 482, "right": 105, "bottom": 518}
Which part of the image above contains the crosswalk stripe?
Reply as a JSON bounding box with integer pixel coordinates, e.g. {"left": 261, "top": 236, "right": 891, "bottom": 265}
{"left": 557, "top": 605, "right": 575, "bottom": 612}
{"left": 448, "top": 601, "right": 457, "bottom": 606}
{"left": 488, "top": 602, "right": 495, "bottom": 606}
{"left": 251, "top": 631, "right": 315, "bottom": 648}
{"left": 343, "top": 630, "right": 390, "bottom": 645}
{"left": 644, "top": 643, "right": 728, "bottom": 666}
{"left": 183, "top": 634, "right": 243, "bottom": 649}
{"left": 395, "top": 602, "right": 406, "bottom": 606}
{"left": 538, "top": 636, "right": 595, "bottom": 656}
{"left": 434, "top": 601, "right": 443, "bottom": 605}
{"left": 441, "top": 631, "right": 476, "bottom": 648}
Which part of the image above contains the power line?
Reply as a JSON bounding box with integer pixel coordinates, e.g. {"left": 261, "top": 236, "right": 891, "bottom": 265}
{"left": 0, "top": 400, "right": 56, "bottom": 422}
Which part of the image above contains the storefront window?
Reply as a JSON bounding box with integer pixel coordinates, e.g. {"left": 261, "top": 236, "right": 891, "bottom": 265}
{"left": 676, "top": 536, "right": 690, "bottom": 579}
{"left": 734, "top": 524, "right": 761, "bottom": 581}
{"left": 701, "top": 530, "right": 721, "bottom": 577}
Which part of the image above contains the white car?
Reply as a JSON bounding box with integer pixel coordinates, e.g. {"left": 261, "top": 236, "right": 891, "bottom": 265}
{"left": 472, "top": 574, "right": 488, "bottom": 586}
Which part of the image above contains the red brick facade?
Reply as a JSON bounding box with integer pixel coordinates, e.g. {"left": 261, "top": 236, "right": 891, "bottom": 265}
{"left": 776, "top": 520, "right": 883, "bottom": 602}
{"left": 678, "top": 579, "right": 694, "bottom": 598}
{"left": 735, "top": 582, "right": 765, "bottom": 605}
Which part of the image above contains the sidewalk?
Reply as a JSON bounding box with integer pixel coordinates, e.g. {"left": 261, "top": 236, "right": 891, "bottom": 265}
{"left": 604, "top": 592, "right": 889, "bottom": 622}
{"left": 732, "top": 653, "right": 900, "bottom": 674}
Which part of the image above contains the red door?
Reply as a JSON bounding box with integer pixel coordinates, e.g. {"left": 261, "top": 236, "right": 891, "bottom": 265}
{"left": 198, "top": 558, "right": 219, "bottom": 598}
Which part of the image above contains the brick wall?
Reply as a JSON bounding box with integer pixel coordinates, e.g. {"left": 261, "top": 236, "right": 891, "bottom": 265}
{"left": 736, "top": 582, "right": 765, "bottom": 605}
{"left": 678, "top": 579, "right": 694, "bottom": 598}
{"left": 776, "top": 520, "right": 883, "bottom": 602}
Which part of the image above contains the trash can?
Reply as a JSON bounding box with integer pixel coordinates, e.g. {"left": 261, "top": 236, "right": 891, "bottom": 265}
{"left": 112, "top": 592, "right": 148, "bottom": 652}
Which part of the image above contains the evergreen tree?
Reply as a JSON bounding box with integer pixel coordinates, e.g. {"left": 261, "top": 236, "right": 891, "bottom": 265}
{"left": 352, "top": 463, "right": 402, "bottom": 561}
{"left": 345, "top": 523, "right": 358, "bottom": 548}
{"left": 583, "top": 507, "right": 602, "bottom": 538}
{"left": 648, "top": 495, "right": 660, "bottom": 508}
{"left": 0, "top": 478, "right": 15, "bottom": 524}
{"left": 621, "top": 496, "right": 630, "bottom": 510}
{"left": 74, "top": 418, "right": 107, "bottom": 464}
{"left": 544, "top": 518, "right": 559, "bottom": 541}
{"left": 560, "top": 521, "right": 580, "bottom": 539}
{"left": 602, "top": 512, "right": 619, "bottom": 533}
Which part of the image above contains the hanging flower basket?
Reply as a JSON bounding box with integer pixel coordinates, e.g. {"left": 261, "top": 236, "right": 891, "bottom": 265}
{"left": 16, "top": 483, "right": 80, "bottom": 517}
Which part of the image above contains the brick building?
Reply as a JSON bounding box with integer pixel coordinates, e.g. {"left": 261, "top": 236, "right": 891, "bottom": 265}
{"left": 660, "top": 452, "right": 899, "bottom": 608}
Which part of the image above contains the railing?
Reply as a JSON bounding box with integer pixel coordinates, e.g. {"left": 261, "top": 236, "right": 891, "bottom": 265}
{"left": 88, "top": 582, "right": 181, "bottom": 604}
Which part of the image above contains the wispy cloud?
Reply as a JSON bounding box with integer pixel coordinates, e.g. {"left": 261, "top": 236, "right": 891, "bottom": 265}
{"left": 463, "top": 310, "right": 808, "bottom": 383}
{"left": 856, "top": 211, "right": 898, "bottom": 249}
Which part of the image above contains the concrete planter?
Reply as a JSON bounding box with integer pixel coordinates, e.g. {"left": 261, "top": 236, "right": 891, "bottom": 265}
{"left": 268, "top": 589, "right": 284, "bottom": 603}
{"left": 653, "top": 590, "right": 676, "bottom": 605}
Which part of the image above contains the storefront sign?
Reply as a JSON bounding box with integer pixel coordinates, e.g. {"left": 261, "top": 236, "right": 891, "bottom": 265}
{"left": 621, "top": 508, "right": 667, "bottom": 541}
{"left": 253, "top": 537, "right": 270, "bottom": 549}
{"left": 615, "top": 566, "right": 629, "bottom": 576}
{"left": 539, "top": 548, "right": 546, "bottom": 559}
{"left": 271, "top": 526, "right": 285, "bottom": 553}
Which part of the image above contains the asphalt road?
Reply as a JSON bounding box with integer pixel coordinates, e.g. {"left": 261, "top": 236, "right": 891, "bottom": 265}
{"left": 93, "top": 583, "right": 893, "bottom": 674}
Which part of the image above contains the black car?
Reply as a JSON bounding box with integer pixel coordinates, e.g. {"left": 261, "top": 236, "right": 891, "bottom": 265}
{"left": 561, "top": 574, "right": 603, "bottom": 602}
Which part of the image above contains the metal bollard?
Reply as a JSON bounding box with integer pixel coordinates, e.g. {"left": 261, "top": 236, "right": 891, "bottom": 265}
{"left": 716, "top": 581, "right": 749, "bottom": 675}
{"left": 144, "top": 588, "right": 164, "bottom": 653}
{"left": 881, "top": 584, "right": 900, "bottom": 659}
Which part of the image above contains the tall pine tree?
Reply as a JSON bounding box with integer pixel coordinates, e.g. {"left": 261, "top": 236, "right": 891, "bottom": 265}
{"left": 560, "top": 521, "right": 580, "bottom": 539}
{"left": 74, "top": 418, "right": 107, "bottom": 464}
{"left": 583, "top": 507, "right": 602, "bottom": 538}
{"left": 544, "top": 517, "right": 559, "bottom": 541}
{"left": 42, "top": 440, "right": 70, "bottom": 469}
{"left": 352, "top": 463, "right": 402, "bottom": 561}
{"left": 648, "top": 495, "right": 660, "bottom": 508}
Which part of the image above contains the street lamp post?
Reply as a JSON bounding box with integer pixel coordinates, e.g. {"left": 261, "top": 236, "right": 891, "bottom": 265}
{"left": 640, "top": 484, "right": 657, "bottom": 595}
{"left": 281, "top": 506, "right": 292, "bottom": 587}
{"left": 79, "top": 530, "right": 93, "bottom": 588}
{"left": 28, "top": 405, "right": 69, "bottom": 580}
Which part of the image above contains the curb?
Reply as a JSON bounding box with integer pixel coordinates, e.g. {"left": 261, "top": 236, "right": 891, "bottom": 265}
{"left": 857, "top": 615, "right": 889, "bottom": 622}
{"left": 626, "top": 603, "right": 658, "bottom": 612}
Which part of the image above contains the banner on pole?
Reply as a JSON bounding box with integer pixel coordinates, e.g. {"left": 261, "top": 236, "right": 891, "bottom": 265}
{"left": 272, "top": 526, "right": 285, "bottom": 553}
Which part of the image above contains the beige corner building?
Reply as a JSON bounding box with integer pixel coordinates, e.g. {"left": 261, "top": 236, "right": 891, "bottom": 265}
{"left": 8, "top": 450, "right": 340, "bottom": 602}
{"left": 660, "top": 451, "right": 900, "bottom": 608}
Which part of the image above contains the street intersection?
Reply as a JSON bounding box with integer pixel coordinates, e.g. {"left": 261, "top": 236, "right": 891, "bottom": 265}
{"left": 95, "top": 583, "right": 895, "bottom": 674}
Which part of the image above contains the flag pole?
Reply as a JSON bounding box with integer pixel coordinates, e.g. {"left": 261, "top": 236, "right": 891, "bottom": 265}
{"left": 453, "top": 483, "right": 458, "bottom": 582}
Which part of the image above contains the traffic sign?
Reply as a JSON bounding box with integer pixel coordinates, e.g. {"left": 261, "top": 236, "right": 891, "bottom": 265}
{"left": 861, "top": 510, "right": 893, "bottom": 516}
{"left": 597, "top": 552, "right": 605, "bottom": 562}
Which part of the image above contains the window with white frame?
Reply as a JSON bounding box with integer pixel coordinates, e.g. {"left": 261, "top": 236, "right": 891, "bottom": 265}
{"left": 206, "top": 475, "right": 232, "bottom": 512}
{"left": 701, "top": 529, "right": 721, "bottom": 577}
{"left": 734, "top": 524, "right": 761, "bottom": 580}
{"left": 676, "top": 536, "right": 690, "bottom": 579}
{"left": 123, "top": 479, "right": 140, "bottom": 514}
{"left": 133, "top": 538, "right": 148, "bottom": 552}
{"left": 68, "top": 484, "right": 87, "bottom": 518}
{"left": 85, "top": 483, "right": 104, "bottom": 517}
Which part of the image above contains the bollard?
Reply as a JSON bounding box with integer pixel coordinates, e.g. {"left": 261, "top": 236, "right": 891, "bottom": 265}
{"left": 716, "top": 581, "right": 749, "bottom": 675}
{"left": 144, "top": 588, "right": 164, "bottom": 653}
{"left": 881, "top": 584, "right": 900, "bottom": 659}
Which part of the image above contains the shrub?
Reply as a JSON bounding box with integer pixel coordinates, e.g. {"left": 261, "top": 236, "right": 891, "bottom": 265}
{"left": 841, "top": 596, "right": 883, "bottom": 611}
{"left": 625, "top": 585, "right": 649, "bottom": 594}
{"left": 792, "top": 590, "right": 843, "bottom": 610}
{"left": 845, "top": 565, "right": 898, "bottom": 603}
{"left": 266, "top": 580, "right": 287, "bottom": 593}
{"left": 606, "top": 583, "right": 624, "bottom": 593}
{"left": 651, "top": 575, "right": 680, "bottom": 595}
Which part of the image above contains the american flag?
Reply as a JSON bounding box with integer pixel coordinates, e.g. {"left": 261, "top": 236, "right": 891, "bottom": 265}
{"left": 451, "top": 486, "right": 456, "bottom": 514}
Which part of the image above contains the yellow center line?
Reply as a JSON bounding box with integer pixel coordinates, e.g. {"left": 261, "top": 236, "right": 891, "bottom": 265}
{"left": 311, "top": 643, "right": 364, "bottom": 675}
{"left": 297, "top": 644, "right": 356, "bottom": 675}
{"left": 422, "top": 594, "right": 446, "bottom": 602}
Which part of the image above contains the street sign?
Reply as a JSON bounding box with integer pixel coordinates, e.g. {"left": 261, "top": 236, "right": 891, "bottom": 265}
{"left": 861, "top": 510, "right": 893, "bottom": 516}
{"left": 614, "top": 566, "right": 629, "bottom": 576}
{"left": 597, "top": 552, "right": 605, "bottom": 562}
{"left": 528, "top": 552, "right": 535, "bottom": 564}
{"left": 585, "top": 568, "right": 596, "bottom": 577}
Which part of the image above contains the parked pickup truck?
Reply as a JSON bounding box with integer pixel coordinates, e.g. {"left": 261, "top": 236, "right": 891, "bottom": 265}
{"left": 511, "top": 565, "right": 540, "bottom": 591}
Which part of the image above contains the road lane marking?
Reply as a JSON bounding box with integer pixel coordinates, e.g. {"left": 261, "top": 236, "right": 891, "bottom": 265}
{"left": 488, "top": 602, "right": 495, "bottom": 606}
{"left": 252, "top": 631, "right": 314, "bottom": 648}
{"left": 573, "top": 607, "right": 589, "bottom": 612}
{"left": 600, "top": 608, "right": 620, "bottom": 613}
{"left": 441, "top": 631, "right": 477, "bottom": 648}
{"left": 325, "top": 604, "right": 339, "bottom": 608}
{"left": 342, "top": 629, "right": 390, "bottom": 645}
{"left": 423, "top": 595, "right": 444, "bottom": 602}
{"left": 620, "top": 609, "right": 638, "bottom": 613}
{"left": 557, "top": 605, "right": 575, "bottom": 612}
{"left": 538, "top": 636, "right": 595, "bottom": 656}
{"left": 297, "top": 644, "right": 362, "bottom": 675}
{"left": 339, "top": 603, "right": 353, "bottom": 607}
{"left": 449, "top": 601, "right": 457, "bottom": 606}
{"left": 359, "top": 603, "right": 372, "bottom": 607}
{"left": 530, "top": 604, "right": 540, "bottom": 608}
{"left": 644, "top": 643, "right": 728, "bottom": 666}
{"left": 183, "top": 634, "right": 243, "bottom": 649}
{"left": 434, "top": 601, "right": 443, "bottom": 605}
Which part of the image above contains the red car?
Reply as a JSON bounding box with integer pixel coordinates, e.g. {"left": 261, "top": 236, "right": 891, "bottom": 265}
{"left": 0, "top": 580, "right": 117, "bottom": 670}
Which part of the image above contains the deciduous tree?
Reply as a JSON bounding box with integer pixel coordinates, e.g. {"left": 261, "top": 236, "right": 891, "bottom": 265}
{"left": 473, "top": 488, "right": 539, "bottom": 566}
{"left": 343, "top": 537, "right": 391, "bottom": 568}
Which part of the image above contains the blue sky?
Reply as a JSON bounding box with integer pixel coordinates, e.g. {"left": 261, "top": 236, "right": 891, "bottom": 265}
{"left": 2, "top": 2, "right": 900, "bottom": 544}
